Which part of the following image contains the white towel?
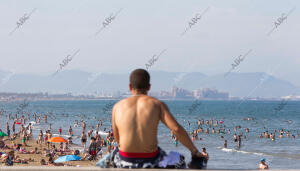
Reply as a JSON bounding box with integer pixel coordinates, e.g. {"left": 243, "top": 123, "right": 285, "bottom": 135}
{"left": 159, "top": 151, "right": 181, "bottom": 168}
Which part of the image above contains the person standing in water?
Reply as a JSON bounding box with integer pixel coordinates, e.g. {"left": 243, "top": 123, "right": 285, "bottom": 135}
{"left": 68, "top": 126, "right": 73, "bottom": 136}
{"left": 59, "top": 127, "right": 62, "bottom": 135}
{"left": 81, "top": 131, "right": 87, "bottom": 150}
{"left": 12, "top": 122, "right": 15, "bottom": 134}
{"left": 6, "top": 122, "right": 10, "bottom": 137}
{"left": 237, "top": 135, "right": 241, "bottom": 149}
{"left": 224, "top": 140, "right": 227, "bottom": 148}
{"left": 44, "top": 115, "right": 47, "bottom": 124}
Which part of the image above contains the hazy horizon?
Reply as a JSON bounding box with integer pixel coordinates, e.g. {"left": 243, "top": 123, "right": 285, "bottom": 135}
{"left": 1, "top": 0, "right": 300, "bottom": 90}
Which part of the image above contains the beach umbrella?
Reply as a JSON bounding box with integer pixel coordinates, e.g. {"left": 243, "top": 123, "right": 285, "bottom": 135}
{"left": 54, "top": 155, "right": 81, "bottom": 163}
{"left": 48, "top": 137, "right": 67, "bottom": 143}
{"left": 16, "top": 122, "right": 22, "bottom": 125}
{"left": 0, "top": 132, "right": 8, "bottom": 137}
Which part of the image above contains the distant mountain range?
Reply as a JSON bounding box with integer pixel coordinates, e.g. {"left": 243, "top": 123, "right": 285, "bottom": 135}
{"left": 0, "top": 69, "right": 299, "bottom": 98}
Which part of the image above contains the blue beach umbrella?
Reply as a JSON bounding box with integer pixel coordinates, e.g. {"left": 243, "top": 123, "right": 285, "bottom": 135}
{"left": 54, "top": 155, "right": 81, "bottom": 163}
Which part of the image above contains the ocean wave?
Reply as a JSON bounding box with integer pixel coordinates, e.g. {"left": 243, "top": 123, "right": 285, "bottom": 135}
{"left": 219, "top": 147, "right": 300, "bottom": 160}
{"left": 93, "top": 130, "right": 108, "bottom": 136}
{"left": 25, "top": 121, "right": 37, "bottom": 127}
{"left": 220, "top": 147, "right": 265, "bottom": 156}
{"left": 52, "top": 133, "right": 72, "bottom": 138}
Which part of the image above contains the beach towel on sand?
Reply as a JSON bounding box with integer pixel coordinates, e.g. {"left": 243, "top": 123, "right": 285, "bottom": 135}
{"left": 97, "top": 147, "right": 186, "bottom": 169}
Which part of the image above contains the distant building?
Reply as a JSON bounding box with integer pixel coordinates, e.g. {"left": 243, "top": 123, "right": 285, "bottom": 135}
{"left": 193, "top": 88, "right": 229, "bottom": 99}
{"left": 171, "top": 87, "right": 193, "bottom": 99}
{"left": 160, "top": 91, "right": 172, "bottom": 98}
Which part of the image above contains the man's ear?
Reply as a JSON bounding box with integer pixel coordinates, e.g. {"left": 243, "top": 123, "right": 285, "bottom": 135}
{"left": 147, "top": 84, "right": 151, "bottom": 91}
{"left": 129, "top": 84, "right": 132, "bottom": 91}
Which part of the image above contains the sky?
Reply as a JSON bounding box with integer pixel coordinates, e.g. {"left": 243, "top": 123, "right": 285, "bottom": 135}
{"left": 0, "top": 0, "right": 300, "bottom": 86}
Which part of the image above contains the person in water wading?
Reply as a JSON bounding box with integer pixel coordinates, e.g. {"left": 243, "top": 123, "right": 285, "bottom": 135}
{"left": 110, "top": 69, "right": 208, "bottom": 168}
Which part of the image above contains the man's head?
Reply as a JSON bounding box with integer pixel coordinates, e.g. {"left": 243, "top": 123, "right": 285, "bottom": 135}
{"left": 129, "top": 69, "right": 151, "bottom": 93}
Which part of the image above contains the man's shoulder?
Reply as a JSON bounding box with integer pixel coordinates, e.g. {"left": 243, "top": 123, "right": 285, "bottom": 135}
{"left": 114, "top": 96, "right": 163, "bottom": 110}
{"left": 118, "top": 95, "right": 162, "bottom": 104}
{"left": 142, "top": 95, "right": 162, "bottom": 103}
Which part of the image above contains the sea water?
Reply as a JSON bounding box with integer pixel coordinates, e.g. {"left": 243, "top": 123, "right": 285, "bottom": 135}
{"left": 0, "top": 100, "right": 300, "bottom": 169}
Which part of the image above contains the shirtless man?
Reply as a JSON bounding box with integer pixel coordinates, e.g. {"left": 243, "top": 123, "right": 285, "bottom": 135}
{"left": 80, "top": 131, "right": 87, "bottom": 150}
{"left": 112, "top": 69, "right": 207, "bottom": 168}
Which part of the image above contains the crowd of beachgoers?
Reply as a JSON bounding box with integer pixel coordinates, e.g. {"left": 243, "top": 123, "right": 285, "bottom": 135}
{"left": 0, "top": 111, "right": 296, "bottom": 169}
{"left": 0, "top": 112, "right": 116, "bottom": 166}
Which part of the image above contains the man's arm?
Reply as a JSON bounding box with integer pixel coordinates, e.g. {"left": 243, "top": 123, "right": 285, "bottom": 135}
{"left": 112, "top": 105, "right": 119, "bottom": 144}
{"left": 159, "top": 102, "right": 203, "bottom": 157}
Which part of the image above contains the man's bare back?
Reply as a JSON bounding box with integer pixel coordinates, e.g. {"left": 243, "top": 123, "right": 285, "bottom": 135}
{"left": 108, "top": 69, "right": 207, "bottom": 169}
{"left": 113, "top": 95, "right": 161, "bottom": 153}
{"left": 113, "top": 94, "right": 201, "bottom": 156}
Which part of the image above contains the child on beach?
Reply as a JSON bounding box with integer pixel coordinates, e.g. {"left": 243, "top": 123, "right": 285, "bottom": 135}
{"left": 5, "top": 151, "right": 15, "bottom": 166}
{"left": 259, "top": 158, "right": 269, "bottom": 170}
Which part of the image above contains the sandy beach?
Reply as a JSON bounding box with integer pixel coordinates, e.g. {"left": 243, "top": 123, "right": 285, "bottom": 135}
{"left": 0, "top": 137, "right": 97, "bottom": 167}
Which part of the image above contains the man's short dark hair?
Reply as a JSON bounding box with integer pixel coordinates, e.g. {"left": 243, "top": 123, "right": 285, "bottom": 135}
{"left": 130, "top": 69, "right": 150, "bottom": 90}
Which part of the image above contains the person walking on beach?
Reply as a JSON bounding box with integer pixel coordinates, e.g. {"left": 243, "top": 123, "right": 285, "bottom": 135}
{"left": 38, "top": 130, "right": 43, "bottom": 146}
{"left": 111, "top": 69, "right": 207, "bottom": 168}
